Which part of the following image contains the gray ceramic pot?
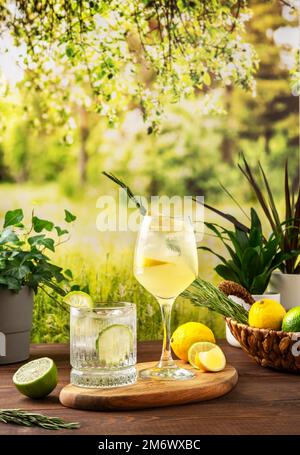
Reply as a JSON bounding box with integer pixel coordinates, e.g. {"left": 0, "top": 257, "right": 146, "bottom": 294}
{"left": 0, "top": 286, "right": 33, "bottom": 364}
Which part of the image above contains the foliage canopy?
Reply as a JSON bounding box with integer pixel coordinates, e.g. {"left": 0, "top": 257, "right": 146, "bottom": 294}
{"left": 0, "top": 0, "right": 258, "bottom": 131}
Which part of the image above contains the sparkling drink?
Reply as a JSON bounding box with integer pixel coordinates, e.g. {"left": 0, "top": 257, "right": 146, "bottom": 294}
{"left": 70, "top": 303, "right": 137, "bottom": 388}
{"left": 134, "top": 215, "right": 198, "bottom": 380}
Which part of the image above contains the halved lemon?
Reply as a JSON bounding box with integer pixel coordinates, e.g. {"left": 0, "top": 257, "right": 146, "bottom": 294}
{"left": 143, "top": 257, "right": 169, "bottom": 267}
{"left": 188, "top": 341, "right": 226, "bottom": 372}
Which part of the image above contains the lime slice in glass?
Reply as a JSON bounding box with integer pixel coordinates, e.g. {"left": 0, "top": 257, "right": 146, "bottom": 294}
{"left": 13, "top": 357, "right": 58, "bottom": 398}
{"left": 63, "top": 291, "right": 94, "bottom": 308}
{"left": 96, "top": 324, "right": 133, "bottom": 367}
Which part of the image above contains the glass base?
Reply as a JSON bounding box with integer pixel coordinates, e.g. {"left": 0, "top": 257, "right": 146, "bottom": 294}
{"left": 71, "top": 366, "right": 137, "bottom": 388}
{"left": 139, "top": 363, "right": 195, "bottom": 381}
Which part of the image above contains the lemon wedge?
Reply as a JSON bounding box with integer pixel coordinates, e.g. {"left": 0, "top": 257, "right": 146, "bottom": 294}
{"left": 188, "top": 341, "right": 226, "bottom": 372}
{"left": 143, "top": 257, "right": 169, "bottom": 267}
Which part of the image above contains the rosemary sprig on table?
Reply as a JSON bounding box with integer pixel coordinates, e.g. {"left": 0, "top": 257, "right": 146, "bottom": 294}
{"left": 182, "top": 278, "right": 249, "bottom": 324}
{"left": 0, "top": 409, "right": 80, "bottom": 430}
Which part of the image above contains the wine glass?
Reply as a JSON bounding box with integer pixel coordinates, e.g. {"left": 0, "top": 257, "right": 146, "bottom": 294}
{"left": 134, "top": 214, "right": 198, "bottom": 380}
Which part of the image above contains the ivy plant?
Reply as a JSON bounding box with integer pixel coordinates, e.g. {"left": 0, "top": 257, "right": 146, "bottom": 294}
{"left": 0, "top": 208, "right": 76, "bottom": 295}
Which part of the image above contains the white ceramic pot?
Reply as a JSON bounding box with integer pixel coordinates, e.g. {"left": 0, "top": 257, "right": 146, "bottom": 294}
{"left": 270, "top": 272, "right": 300, "bottom": 310}
{"left": 226, "top": 292, "right": 281, "bottom": 348}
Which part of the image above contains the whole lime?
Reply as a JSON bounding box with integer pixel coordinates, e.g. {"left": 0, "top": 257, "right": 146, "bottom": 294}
{"left": 282, "top": 306, "right": 300, "bottom": 332}
{"left": 13, "top": 357, "right": 58, "bottom": 399}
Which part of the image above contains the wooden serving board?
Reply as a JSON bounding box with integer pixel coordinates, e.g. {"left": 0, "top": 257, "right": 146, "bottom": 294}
{"left": 59, "top": 361, "right": 238, "bottom": 411}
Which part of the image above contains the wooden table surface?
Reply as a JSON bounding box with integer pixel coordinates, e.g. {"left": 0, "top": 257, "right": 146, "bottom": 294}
{"left": 1, "top": 340, "right": 300, "bottom": 435}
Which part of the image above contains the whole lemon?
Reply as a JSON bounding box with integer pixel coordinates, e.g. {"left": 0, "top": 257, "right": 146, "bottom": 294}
{"left": 171, "top": 322, "right": 215, "bottom": 362}
{"left": 248, "top": 299, "right": 286, "bottom": 330}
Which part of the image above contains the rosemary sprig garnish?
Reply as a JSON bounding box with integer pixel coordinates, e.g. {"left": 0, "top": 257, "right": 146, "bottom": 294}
{"left": 0, "top": 409, "right": 80, "bottom": 430}
{"left": 182, "top": 278, "right": 249, "bottom": 324}
{"left": 102, "top": 172, "right": 147, "bottom": 215}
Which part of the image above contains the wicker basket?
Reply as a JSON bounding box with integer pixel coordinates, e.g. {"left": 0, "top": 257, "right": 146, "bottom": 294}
{"left": 226, "top": 317, "right": 300, "bottom": 373}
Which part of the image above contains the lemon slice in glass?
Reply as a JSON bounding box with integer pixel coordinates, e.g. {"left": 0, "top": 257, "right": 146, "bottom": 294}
{"left": 143, "top": 257, "right": 169, "bottom": 267}
{"left": 188, "top": 341, "right": 226, "bottom": 372}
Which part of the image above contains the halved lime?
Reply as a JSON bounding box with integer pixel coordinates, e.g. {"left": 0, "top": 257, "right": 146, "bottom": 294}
{"left": 13, "top": 357, "right": 58, "bottom": 398}
{"left": 63, "top": 291, "right": 94, "bottom": 308}
{"left": 96, "top": 324, "right": 133, "bottom": 367}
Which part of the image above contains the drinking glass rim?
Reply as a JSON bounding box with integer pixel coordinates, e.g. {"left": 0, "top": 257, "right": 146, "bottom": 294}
{"left": 71, "top": 302, "right": 135, "bottom": 312}
{"left": 141, "top": 214, "right": 193, "bottom": 232}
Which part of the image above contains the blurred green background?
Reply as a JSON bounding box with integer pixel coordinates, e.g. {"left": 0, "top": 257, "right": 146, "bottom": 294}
{"left": 0, "top": 1, "right": 298, "bottom": 342}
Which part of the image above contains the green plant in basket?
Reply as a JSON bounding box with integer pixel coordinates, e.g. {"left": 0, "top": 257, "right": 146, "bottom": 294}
{"left": 201, "top": 208, "right": 296, "bottom": 294}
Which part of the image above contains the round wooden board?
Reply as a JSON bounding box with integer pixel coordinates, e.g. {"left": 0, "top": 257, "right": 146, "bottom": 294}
{"left": 59, "top": 361, "right": 238, "bottom": 411}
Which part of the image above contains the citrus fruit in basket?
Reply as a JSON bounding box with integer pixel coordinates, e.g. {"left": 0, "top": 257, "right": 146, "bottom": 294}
{"left": 13, "top": 357, "right": 58, "bottom": 398}
{"left": 171, "top": 322, "right": 215, "bottom": 362}
{"left": 248, "top": 299, "right": 286, "bottom": 330}
{"left": 188, "top": 341, "right": 226, "bottom": 372}
{"left": 282, "top": 306, "right": 300, "bottom": 332}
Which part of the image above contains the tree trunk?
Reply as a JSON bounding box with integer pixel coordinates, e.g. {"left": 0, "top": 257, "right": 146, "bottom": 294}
{"left": 220, "top": 85, "right": 234, "bottom": 165}
{"left": 264, "top": 129, "right": 272, "bottom": 155}
{"left": 79, "top": 109, "right": 89, "bottom": 185}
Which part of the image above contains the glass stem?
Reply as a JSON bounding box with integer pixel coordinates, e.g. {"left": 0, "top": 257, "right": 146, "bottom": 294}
{"left": 157, "top": 297, "right": 176, "bottom": 368}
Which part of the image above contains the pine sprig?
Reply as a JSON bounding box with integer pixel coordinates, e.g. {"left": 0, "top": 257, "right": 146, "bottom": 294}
{"left": 102, "top": 172, "right": 147, "bottom": 215}
{"left": 0, "top": 409, "right": 80, "bottom": 430}
{"left": 182, "top": 278, "right": 249, "bottom": 324}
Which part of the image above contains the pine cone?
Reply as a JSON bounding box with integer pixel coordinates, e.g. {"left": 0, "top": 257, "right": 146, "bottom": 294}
{"left": 218, "top": 280, "right": 255, "bottom": 306}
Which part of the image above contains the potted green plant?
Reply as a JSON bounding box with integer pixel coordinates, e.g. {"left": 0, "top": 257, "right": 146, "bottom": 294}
{"left": 0, "top": 208, "right": 76, "bottom": 364}
{"left": 204, "top": 156, "right": 300, "bottom": 310}
{"left": 238, "top": 156, "right": 300, "bottom": 310}
{"left": 200, "top": 208, "right": 286, "bottom": 346}
{"left": 201, "top": 208, "right": 288, "bottom": 296}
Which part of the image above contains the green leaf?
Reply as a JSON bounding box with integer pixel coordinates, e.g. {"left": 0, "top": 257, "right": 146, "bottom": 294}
{"left": 250, "top": 208, "right": 262, "bottom": 232}
{"left": 64, "top": 209, "right": 76, "bottom": 223}
{"left": 235, "top": 228, "right": 249, "bottom": 251}
{"left": 0, "top": 228, "right": 19, "bottom": 245}
{"left": 4, "top": 209, "right": 23, "bottom": 228}
{"left": 0, "top": 275, "right": 21, "bottom": 291}
{"left": 215, "top": 264, "right": 239, "bottom": 282}
{"left": 28, "top": 234, "right": 55, "bottom": 252}
{"left": 32, "top": 216, "right": 54, "bottom": 233}
{"left": 28, "top": 234, "right": 46, "bottom": 246}
{"left": 64, "top": 269, "right": 73, "bottom": 279}
{"left": 251, "top": 272, "right": 270, "bottom": 294}
{"left": 55, "top": 226, "right": 69, "bottom": 236}
{"left": 242, "top": 248, "right": 261, "bottom": 282}
{"left": 66, "top": 45, "right": 75, "bottom": 58}
{"left": 41, "top": 238, "right": 55, "bottom": 252}
{"left": 4, "top": 264, "right": 30, "bottom": 280}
